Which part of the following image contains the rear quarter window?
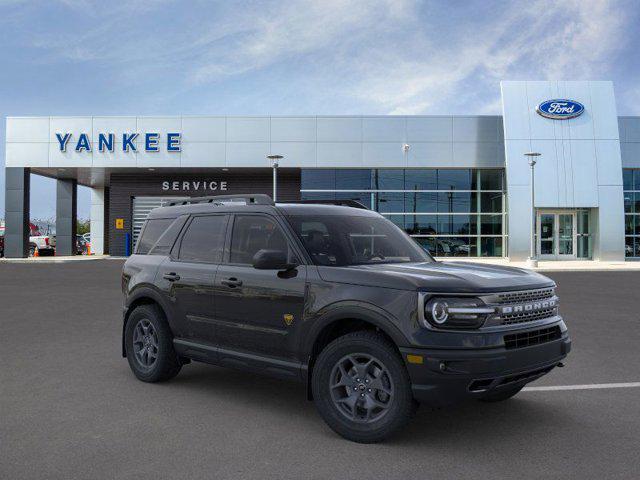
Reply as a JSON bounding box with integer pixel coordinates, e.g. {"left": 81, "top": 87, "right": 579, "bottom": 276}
{"left": 136, "top": 218, "right": 175, "bottom": 255}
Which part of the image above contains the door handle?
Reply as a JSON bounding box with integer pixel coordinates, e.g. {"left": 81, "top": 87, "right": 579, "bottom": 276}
{"left": 221, "top": 277, "right": 243, "bottom": 288}
{"left": 163, "top": 272, "right": 181, "bottom": 282}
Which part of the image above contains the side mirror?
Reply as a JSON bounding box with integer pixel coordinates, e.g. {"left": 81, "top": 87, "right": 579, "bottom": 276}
{"left": 252, "top": 249, "right": 297, "bottom": 270}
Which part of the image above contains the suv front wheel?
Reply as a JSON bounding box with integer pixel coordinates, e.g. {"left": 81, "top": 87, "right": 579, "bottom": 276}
{"left": 124, "top": 304, "right": 182, "bottom": 382}
{"left": 312, "top": 331, "right": 416, "bottom": 443}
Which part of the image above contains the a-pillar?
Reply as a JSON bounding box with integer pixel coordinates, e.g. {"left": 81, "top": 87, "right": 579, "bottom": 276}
{"left": 55, "top": 179, "right": 77, "bottom": 256}
{"left": 4, "top": 168, "right": 30, "bottom": 258}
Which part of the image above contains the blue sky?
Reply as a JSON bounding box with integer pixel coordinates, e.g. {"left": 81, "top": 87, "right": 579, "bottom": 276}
{"left": 1, "top": 0, "right": 639, "bottom": 220}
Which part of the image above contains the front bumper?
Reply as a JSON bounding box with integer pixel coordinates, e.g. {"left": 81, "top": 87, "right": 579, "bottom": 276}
{"left": 400, "top": 332, "right": 571, "bottom": 406}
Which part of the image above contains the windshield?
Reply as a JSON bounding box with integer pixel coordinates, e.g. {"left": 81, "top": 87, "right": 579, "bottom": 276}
{"left": 287, "top": 214, "right": 433, "bottom": 266}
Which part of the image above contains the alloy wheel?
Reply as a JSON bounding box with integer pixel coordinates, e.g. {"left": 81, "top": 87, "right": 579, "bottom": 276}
{"left": 132, "top": 319, "right": 159, "bottom": 368}
{"left": 329, "top": 353, "right": 394, "bottom": 423}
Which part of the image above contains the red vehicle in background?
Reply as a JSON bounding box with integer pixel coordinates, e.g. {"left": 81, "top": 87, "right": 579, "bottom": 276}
{"left": 0, "top": 223, "right": 57, "bottom": 257}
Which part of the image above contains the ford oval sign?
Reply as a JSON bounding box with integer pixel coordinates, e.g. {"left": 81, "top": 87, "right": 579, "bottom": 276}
{"left": 536, "top": 99, "right": 584, "bottom": 120}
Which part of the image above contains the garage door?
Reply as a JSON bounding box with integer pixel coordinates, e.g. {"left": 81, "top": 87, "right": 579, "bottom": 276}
{"left": 132, "top": 197, "right": 188, "bottom": 248}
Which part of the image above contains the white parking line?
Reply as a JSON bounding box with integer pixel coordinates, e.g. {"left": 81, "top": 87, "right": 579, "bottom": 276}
{"left": 524, "top": 382, "right": 640, "bottom": 392}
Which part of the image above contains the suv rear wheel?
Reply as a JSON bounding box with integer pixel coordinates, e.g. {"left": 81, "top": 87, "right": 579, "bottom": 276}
{"left": 125, "top": 304, "right": 181, "bottom": 382}
{"left": 312, "top": 331, "right": 416, "bottom": 443}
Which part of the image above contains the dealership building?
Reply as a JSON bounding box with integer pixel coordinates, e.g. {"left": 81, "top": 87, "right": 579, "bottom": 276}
{"left": 3, "top": 80, "right": 640, "bottom": 261}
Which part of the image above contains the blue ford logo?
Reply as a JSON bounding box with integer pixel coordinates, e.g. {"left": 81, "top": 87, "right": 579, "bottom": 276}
{"left": 536, "top": 99, "right": 584, "bottom": 120}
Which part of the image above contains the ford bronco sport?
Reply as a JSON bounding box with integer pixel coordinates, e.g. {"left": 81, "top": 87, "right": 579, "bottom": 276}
{"left": 121, "top": 194, "right": 571, "bottom": 443}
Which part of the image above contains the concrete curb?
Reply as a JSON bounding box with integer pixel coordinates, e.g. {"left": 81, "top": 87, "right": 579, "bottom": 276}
{"left": 0, "top": 255, "right": 111, "bottom": 264}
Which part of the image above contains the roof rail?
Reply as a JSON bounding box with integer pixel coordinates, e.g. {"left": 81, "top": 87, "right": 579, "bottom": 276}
{"left": 283, "top": 199, "right": 369, "bottom": 210}
{"left": 167, "top": 194, "right": 274, "bottom": 207}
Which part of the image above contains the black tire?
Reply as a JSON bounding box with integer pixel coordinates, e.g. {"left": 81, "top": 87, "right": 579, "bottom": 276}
{"left": 124, "top": 304, "right": 181, "bottom": 383}
{"left": 478, "top": 385, "right": 523, "bottom": 403}
{"left": 312, "top": 331, "right": 417, "bottom": 443}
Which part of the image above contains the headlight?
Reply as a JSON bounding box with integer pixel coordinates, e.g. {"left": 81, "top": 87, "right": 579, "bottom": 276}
{"left": 421, "top": 296, "right": 495, "bottom": 329}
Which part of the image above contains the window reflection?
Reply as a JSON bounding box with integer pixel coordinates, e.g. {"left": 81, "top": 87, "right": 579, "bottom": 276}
{"left": 623, "top": 169, "right": 640, "bottom": 258}
{"left": 301, "top": 168, "right": 506, "bottom": 257}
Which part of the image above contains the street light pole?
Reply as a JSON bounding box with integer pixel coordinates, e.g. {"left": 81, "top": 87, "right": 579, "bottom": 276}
{"left": 267, "top": 155, "right": 283, "bottom": 202}
{"left": 525, "top": 152, "right": 541, "bottom": 268}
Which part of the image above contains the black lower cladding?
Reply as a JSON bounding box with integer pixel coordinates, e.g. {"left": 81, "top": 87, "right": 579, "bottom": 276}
{"left": 401, "top": 332, "right": 571, "bottom": 407}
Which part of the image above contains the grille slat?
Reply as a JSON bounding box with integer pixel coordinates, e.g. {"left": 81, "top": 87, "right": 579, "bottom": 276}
{"left": 504, "top": 326, "right": 562, "bottom": 349}
{"left": 497, "top": 287, "right": 555, "bottom": 305}
{"left": 502, "top": 307, "right": 557, "bottom": 325}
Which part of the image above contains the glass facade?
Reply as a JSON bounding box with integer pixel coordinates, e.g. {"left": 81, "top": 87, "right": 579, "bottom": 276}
{"left": 301, "top": 169, "right": 506, "bottom": 257}
{"left": 624, "top": 169, "right": 640, "bottom": 259}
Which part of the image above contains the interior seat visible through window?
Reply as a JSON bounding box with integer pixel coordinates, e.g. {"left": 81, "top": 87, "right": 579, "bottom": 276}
{"left": 230, "top": 216, "right": 290, "bottom": 264}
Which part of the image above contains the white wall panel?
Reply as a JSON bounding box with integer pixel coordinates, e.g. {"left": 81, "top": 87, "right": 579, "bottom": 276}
{"left": 6, "top": 117, "right": 49, "bottom": 142}
{"left": 226, "top": 142, "right": 270, "bottom": 167}
{"left": 180, "top": 142, "right": 225, "bottom": 167}
{"left": 407, "top": 117, "right": 452, "bottom": 142}
{"left": 317, "top": 142, "right": 361, "bottom": 166}
{"left": 407, "top": 142, "right": 452, "bottom": 167}
{"left": 525, "top": 81, "right": 556, "bottom": 140}
{"left": 569, "top": 140, "right": 598, "bottom": 207}
{"left": 453, "top": 117, "right": 499, "bottom": 142}
{"left": 317, "top": 117, "right": 362, "bottom": 142}
{"left": 590, "top": 82, "right": 620, "bottom": 139}
{"left": 49, "top": 143, "right": 92, "bottom": 168}
{"left": 226, "top": 117, "right": 269, "bottom": 142}
{"left": 91, "top": 117, "right": 137, "bottom": 143}
{"left": 597, "top": 185, "right": 625, "bottom": 260}
{"left": 452, "top": 142, "right": 501, "bottom": 167}
{"left": 181, "top": 116, "right": 226, "bottom": 142}
{"left": 49, "top": 117, "right": 93, "bottom": 142}
{"left": 595, "top": 140, "right": 624, "bottom": 185}
{"left": 362, "top": 117, "right": 405, "bottom": 142}
{"left": 500, "top": 82, "right": 530, "bottom": 140}
{"left": 362, "top": 142, "right": 405, "bottom": 167}
{"left": 92, "top": 148, "right": 137, "bottom": 168}
{"left": 5, "top": 142, "right": 49, "bottom": 167}
{"left": 270, "top": 117, "right": 316, "bottom": 142}
{"left": 269, "top": 142, "right": 316, "bottom": 167}
{"left": 506, "top": 185, "right": 533, "bottom": 261}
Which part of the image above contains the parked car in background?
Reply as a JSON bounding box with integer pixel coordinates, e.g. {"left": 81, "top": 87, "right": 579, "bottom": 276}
{"left": 29, "top": 223, "right": 55, "bottom": 256}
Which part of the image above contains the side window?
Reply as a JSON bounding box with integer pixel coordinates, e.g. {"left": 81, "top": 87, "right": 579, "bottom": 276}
{"left": 178, "top": 215, "right": 227, "bottom": 263}
{"left": 136, "top": 218, "right": 174, "bottom": 254}
{"left": 148, "top": 215, "right": 188, "bottom": 255}
{"left": 299, "top": 220, "right": 335, "bottom": 265}
{"left": 229, "top": 215, "right": 291, "bottom": 264}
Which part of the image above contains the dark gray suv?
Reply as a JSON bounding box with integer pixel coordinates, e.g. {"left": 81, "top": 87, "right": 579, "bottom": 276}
{"left": 122, "top": 194, "right": 571, "bottom": 443}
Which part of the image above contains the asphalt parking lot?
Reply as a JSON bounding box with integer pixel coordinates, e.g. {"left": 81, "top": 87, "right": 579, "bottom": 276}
{"left": 1, "top": 261, "right": 639, "bottom": 480}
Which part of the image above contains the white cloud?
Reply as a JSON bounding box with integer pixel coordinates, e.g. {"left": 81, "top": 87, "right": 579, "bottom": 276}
{"left": 9, "top": 0, "right": 635, "bottom": 114}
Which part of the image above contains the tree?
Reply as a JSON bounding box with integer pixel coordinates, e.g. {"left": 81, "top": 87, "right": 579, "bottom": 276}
{"left": 77, "top": 219, "right": 90, "bottom": 236}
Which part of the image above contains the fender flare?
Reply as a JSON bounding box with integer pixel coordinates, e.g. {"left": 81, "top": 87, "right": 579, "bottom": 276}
{"left": 302, "top": 301, "right": 409, "bottom": 360}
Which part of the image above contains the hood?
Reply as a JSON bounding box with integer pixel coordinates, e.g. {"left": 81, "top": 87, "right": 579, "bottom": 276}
{"left": 317, "top": 261, "right": 554, "bottom": 293}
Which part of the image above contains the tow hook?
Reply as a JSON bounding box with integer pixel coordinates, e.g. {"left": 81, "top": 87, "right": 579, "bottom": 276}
{"left": 557, "top": 362, "right": 565, "bottom": 368}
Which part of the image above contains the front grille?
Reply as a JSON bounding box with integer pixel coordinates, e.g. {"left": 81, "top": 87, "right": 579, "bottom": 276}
{"left": 502, "top": 307, "right": 557, "bottom": 325}
{"left": 497, "top": 287, "right": 555, "bottom": 304}
{"left": 504, "top": 326, "right": 561, "bottom": 349}
{"left": 491, "top": 287, "right": 558, "bottom": 325}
